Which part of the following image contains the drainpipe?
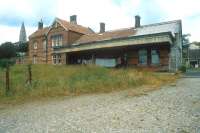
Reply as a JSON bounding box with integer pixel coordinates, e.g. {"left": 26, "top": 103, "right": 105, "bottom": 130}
{"left": 45, "top": 35, "right": 48, "bottom": 64}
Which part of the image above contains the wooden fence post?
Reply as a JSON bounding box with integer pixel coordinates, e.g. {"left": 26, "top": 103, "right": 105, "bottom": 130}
{"left": 5, "top": 64, "right": 10, "bottom": 95}
{"left": 27, "top": 64, "right": 32, "bottom": 85}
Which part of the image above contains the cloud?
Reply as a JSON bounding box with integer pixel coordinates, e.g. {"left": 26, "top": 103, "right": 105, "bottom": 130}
{"left": 0, "top": 25, "right": 36, "bottom": 44}
{"left": 0, "top": 0, "right": 199, "bottom": 44}
{"left": 54, "top": 0, "right": 139, "bottom": 31}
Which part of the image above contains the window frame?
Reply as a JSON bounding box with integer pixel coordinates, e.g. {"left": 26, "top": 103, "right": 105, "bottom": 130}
{"left": 52, "top": 54, "right": 62, "bottom": 65}
{"left": 51, "top": 35, "right": 63, "bottom": 47}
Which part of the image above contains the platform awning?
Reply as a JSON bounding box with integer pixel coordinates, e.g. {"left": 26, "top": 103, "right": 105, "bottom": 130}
{"left": 53, "top": 32, "right": 173, "bottom": 54}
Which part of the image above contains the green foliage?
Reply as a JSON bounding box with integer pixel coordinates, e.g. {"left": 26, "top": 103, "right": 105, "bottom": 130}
{"left": 179, "top": 65, "right": 187, "bottom": 73}
{"left": 0, "top": 42, "right": 16, "bottom": 59}
{"left": 182, "top": 34, "right": 191, "bottom": 47}
{"left": 193, "top": 41, "right": 200, "bottom": 48}
{"left": 0, "top": 59, "right": 15, "bottom": 68}
{"left": 16, "top": 42, "right": 28, "bottom": 53}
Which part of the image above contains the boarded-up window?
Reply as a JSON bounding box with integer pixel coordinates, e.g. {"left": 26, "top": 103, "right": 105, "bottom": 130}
{"left": 95, "top": 58, "right": 117, "bottom": 67}
{"left": 139, "top": 49, "right": 147, "bottom": 65}
{"left": 151, "top": 49, "right": 160, "bottom": 65}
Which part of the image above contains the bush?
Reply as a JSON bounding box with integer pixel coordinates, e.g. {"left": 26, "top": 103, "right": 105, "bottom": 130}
{"left": 179, "top": 65, "right": 187, "bottom": 73}
{"left": 0, "top": 59, "right": 15, "bottom": 68}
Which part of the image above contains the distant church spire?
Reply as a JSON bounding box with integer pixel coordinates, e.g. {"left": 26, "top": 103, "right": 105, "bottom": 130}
{"left": 19, "top": 22, "right": 27, "bottom": 43}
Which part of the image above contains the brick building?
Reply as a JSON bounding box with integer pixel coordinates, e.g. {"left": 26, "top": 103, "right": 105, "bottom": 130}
{"left": 29, "top": 15, "right": 182, "bottom": 71}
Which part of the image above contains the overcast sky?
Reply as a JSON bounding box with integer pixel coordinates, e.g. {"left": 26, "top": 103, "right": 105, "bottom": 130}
{"left": 0, "top": 0, "right": 199, "bottom": 44}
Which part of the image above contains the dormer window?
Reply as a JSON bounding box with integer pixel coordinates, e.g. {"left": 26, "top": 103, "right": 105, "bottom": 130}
{"left": 33, "top": 42, "right": 38, "bottom": 49}
{"left": 51, "top": 35, "right": 63, "bottom": 47}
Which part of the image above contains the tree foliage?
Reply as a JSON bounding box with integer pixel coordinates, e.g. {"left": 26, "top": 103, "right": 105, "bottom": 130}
{"left": 0, "top": 42, "right": 17, "bottom": 68}
{"left": 193, "top": 41, "right": 200, "bottom": 48}
{"left": 182, "top": 34, "right": 191, "bottom": 47}
{"left": 0, "top": 42, "right": 16, "bottom": 59}
{"left": 17, "top": 42, "right": 28, "bottom": 53}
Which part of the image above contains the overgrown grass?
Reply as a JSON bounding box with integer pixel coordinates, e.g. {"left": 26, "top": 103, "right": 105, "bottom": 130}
{"left": 0, "top": 64, "right": 178, "bottom": 104}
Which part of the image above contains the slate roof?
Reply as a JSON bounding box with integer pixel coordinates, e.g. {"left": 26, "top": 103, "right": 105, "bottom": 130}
{"left": 74, "top": 20, "right": 181, "bottom": 45}
{"left": 29, "top": 27, "right": 49, "bottom": 38}
{"left": 135, "top": 20, "right": 181, "bottom": 36}
{"left": 56, "top": 18, "right": 94, "bottom": 35}
{"left": 29, "top": 18, "right": 181, "bottom": 45}
{"left": 29, "top": 18, "right": 94, "bottom": 38}
{"left": 75, "top": 28, "right": 136, "bottom": 44}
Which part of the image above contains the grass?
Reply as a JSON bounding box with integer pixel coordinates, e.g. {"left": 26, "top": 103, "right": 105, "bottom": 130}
{"left": 0, "top": 64, "right": 178, "bottom": 105}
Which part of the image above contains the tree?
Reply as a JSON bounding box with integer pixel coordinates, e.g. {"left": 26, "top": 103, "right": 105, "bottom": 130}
{"left": 16, "top": 42, "right": 28, "bottom": 53}
{"left": 182, "top": 34, "right": 191, "bottom": 59}
{"left": 193, "top": 41, "right": 200, "bottom": 48}
{"left": 182, "top": 34, "right": 191, "bottom": 46}
{"left": 0, "top": 42, "right": 16, "bottom": 95}
{"left": 0, "top": 42, "right": 16, "bottom": 59}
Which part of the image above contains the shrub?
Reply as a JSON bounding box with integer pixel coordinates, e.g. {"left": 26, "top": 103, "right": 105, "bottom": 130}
{"left": 179, "top": 65, "right": 187, "bottom": 73}
{"left": 0, "top": 59, "right": 15, "bottom": 68}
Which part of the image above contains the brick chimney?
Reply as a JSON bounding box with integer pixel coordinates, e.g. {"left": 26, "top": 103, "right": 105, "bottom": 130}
{"left": 100, "top": 22, "right": 105, "bottom": 33}
{"left": 135, "top": 15, "right": 141, "bottom": 28}
{"left": 70, "top": 15, "right": 77, "bottom": 24}
{"left": 38, "top": 19, "right": 43, "bottom": 30}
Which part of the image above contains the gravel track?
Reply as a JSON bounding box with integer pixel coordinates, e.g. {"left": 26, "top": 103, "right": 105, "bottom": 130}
{"left": 0, "top": 77, "right": 200, "bottom": 133}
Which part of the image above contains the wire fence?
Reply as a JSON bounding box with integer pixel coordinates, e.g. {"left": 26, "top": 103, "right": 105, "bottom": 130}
{"left": 0, "top": 65, "right": 32, "bottom": 96}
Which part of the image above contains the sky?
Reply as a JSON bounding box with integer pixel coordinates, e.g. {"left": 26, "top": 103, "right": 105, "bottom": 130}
{"left": 0, "top": 0, "right": 199, "bottom": 44}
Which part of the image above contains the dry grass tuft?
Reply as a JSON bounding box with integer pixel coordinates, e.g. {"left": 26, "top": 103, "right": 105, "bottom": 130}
{"left": 0, "top": 65, "right": 179, "bottom": 105}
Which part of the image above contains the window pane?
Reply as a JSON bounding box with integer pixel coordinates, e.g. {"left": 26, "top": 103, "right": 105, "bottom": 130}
{"left": 151, "top": 50, "right": 160, "bottom": 65}
{"left": 139, "top": 49, "right": 147, "bottom": 65}
{"left": 52, "top": 35, "right": 63, "bottom": 47}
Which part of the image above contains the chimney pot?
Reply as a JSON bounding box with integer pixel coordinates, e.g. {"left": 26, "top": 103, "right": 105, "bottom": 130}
{"left": 38, "top": 19, "right": 43, "bottom": 30}
{"left": 100, "top": 22, "right": 105, "bottom": 33}
{"left": 70, "top": 15, "right": 77, "bottom": 24}
{"left": 135, "top": 15, "right": 141, "bottom": 28}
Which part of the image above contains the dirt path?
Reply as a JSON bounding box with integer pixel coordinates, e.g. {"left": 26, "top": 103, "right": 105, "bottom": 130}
{"left": 0, "top": 77, "right": 200, "bottom": 133}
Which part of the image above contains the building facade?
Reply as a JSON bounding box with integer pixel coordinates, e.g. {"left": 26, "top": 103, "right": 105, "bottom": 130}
{"left": 29, "top": 15, "right": 182, "bottom": 71}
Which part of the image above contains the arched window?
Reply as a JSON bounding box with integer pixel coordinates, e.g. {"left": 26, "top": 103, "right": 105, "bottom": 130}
{"left": 33, "top": 41, "right": 38, "bottom": 49}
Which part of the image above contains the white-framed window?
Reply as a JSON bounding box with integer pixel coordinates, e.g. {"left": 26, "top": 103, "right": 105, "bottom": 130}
{"left": 151, "top": 49, "right": 160, "bottom": 65}
{"left": 33, "top": 42, "right": 38, "bottom": 49}
{"left": 139, "top": 49, "right": 147, "bottom": 65}
{"left": 52, "top": 54, "right": 62, "bottom": 64}
{"left": 33, "top": 55, "right": 37, "bottom": 64}
{"left": 43, "top": 40, "right": 47, "bottom": 51}
{"left": 51, "top": 35, "right": 63, "bottom": 47}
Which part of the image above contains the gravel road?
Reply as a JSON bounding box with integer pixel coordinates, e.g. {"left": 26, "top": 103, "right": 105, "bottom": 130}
{"left": 0, "top": 77, "right": 200, "bottom": 133}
